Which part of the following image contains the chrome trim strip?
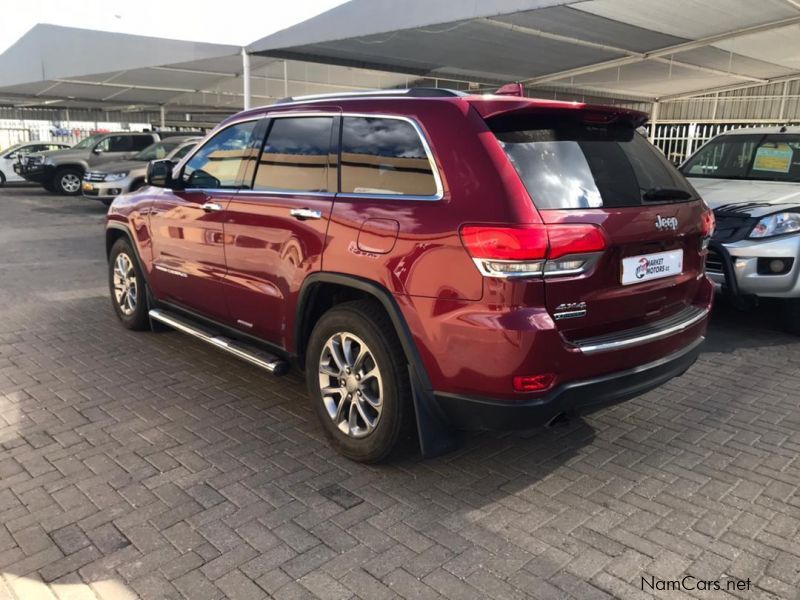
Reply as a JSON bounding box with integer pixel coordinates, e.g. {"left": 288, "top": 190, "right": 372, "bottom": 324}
{"left": 574, "top": 307, "right": 710, "bottom": 355}
{"left": 235, "top": 189, "right": 334, "bottom": 198}
{"left": 149, "top": 309, "right": 287, "bottom": 374}
{"left": 553, "top": 309, "right": 587, "bottom": 321}
{"left": 471, "top": 257, "right": 544, "bottom": 278}
{"left": 154, "top": 265, "right": 188, "bottom": 278}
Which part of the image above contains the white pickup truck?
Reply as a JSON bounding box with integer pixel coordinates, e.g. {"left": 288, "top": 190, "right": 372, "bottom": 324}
{"left": 681, "top": 126, "right": 800, "bottom": 332}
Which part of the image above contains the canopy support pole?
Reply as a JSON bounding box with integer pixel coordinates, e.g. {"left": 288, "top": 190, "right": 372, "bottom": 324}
{"left": 159, "top": 105, "right": 165, "bottom": 128}
{"left": 241, "top": 48, "right": 251, "bottom": 110}
{"left": 649, "top": 101, "right": 659, "bottom": 143}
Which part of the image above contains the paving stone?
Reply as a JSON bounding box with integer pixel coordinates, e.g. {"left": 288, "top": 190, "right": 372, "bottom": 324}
{"left": 0, "top": 187, "right": 799, "bottom": 600}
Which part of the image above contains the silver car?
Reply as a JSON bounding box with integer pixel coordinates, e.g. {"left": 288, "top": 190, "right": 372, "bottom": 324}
{"left": 82, "top": 136, "right": 200, "bottom": 205}
{"left": 681, "top": 126, "right": 800, "bottom": 332}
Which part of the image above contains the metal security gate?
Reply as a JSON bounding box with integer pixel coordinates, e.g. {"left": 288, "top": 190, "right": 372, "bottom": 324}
{"left": 0, "top": 128, "right": 31, "bottom": 150}
{"left": 648, "top": 122, "right": 796, "bottom": 165}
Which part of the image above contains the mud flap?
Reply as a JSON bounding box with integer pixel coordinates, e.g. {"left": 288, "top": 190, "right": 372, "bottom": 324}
{"left": 409, "top": 364, "right": 458, "bottom": 458}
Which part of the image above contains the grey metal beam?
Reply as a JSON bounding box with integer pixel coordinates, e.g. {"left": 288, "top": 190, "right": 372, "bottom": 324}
{"left": 521, "top": 15, "right": 800, "bottom": 86}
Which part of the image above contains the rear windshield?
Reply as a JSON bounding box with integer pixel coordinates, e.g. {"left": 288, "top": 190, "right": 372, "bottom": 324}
{"left": 492, "top": 115, "right": 696, "bottom": 209}
{"left": 680, "top": 133, "right": 800, "bottom": 183}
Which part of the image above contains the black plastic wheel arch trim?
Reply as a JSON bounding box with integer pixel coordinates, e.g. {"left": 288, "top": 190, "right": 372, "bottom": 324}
{"left": 296, "top": 272, "right": 457, "bottom": 458}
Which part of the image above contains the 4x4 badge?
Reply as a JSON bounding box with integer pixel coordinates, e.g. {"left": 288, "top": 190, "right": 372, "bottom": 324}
{"left": 554, "top": 302, "right": 587, "bottom": 320}
{"left": 655, "top": 215, "right": 679, "bottom": 231}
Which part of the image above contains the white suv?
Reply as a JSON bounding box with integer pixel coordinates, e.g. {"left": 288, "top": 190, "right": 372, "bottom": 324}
{"left": 0, "top": 141, "right": 70, "bottom": 185}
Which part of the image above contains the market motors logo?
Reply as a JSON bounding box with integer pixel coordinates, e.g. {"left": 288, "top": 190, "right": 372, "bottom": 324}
{"left": 655, "top": 215, "right": 679, "bottom": 231}
{"left": 635, "top": 257, "right": 649, "bottom": 279}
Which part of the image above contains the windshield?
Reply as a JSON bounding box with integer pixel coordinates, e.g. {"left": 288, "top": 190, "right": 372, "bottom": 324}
{"left": 73, "top": 134, "right": 105, "bottom": 150}
{"left": 492, "top": 114, "right": 695, "bottom": 209}
{"left": 134, "top": 141, "right": 180, "bottom": 161}
{"left": 681, "top": 134, "right": 800, "bottom": 183}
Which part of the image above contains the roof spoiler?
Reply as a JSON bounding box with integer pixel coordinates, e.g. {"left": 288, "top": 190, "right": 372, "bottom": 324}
{"left": 495, "top": 82, "right": 525, "bottom": 97}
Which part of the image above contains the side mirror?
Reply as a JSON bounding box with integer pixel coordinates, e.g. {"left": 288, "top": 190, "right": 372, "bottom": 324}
{"left": 146, "top": 159, "right": 175, "bottom": 187}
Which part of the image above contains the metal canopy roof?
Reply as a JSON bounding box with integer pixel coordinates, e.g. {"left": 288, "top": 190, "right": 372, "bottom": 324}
{"left": 247, "top": 0, "right": 800, "bottom": 101}
{"left": 0, "top": 24, "right": 415, "bottom": 115}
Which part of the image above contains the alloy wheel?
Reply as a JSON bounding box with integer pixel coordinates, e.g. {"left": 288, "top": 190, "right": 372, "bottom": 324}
{"left": 112, "top": 252, "right": 138, "bottom": 316}
{"left": 318, "top": 332, "right": 383, "bottom": 438}
{"left": 61, "top": 173, "right": 81, "bottom": 193}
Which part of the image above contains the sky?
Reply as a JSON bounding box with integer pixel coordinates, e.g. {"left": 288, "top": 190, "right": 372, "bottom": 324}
{"left": 0, "top": 0, "right": 349, "bottom": 54}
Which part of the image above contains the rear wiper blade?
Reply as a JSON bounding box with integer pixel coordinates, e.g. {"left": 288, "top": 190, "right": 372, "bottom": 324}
{"left": 642, "top": 187, "right": 692, "bottom": 201}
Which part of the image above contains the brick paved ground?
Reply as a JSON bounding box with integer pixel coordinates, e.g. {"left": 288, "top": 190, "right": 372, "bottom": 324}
{"left": 0, "top": 185, "right": 799, "bottom": 600}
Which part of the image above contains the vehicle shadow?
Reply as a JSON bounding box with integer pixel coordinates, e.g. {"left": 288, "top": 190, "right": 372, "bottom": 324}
{"left": 703, "top": 295, "right": 799, "bottom": 353}
{"left": 31, "top": 202, "right": 108, "bottom": 216}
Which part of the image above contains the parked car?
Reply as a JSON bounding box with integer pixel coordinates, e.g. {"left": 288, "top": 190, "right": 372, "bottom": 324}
{"left": 16, "top": 131, "right": 199, "bottom": 195}
{"left": 82, "top": 137, "right": 201, "bottom": 206}
{"left": 105, "top": 88, "right": 714, "bottom": 462}
{"left": 681, "top": 126, "right": 800, "bottom": 332}
{"left": 0, "top": 141, "right": 70, "bottom": 185}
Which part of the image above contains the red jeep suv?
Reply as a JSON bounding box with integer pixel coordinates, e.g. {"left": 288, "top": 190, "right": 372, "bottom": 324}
{"left": 106, "top": 88, "right": 714, "bottom": 462}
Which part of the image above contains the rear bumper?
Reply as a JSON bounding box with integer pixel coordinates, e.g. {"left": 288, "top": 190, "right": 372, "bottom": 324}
{"left": 434, "top": 335, "right": 704, "bottom": 430}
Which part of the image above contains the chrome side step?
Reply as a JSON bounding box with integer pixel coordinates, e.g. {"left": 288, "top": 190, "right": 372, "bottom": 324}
{"left": 149, "top": 308, "right": 289, "bottom": 376}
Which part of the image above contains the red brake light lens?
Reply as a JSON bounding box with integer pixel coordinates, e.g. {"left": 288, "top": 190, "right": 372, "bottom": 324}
{"left": 701, "top": 209, "right": 716, "bottom": 238}
{"left": 513, "top": 373, "right": 556, "bottom": 392}
{"left": 460, "top": 224, "right": 607, "bottom": 261}
{"left": 546, "top": 225, "right": 608, "bottom": 260}
{"left": 459, "top": 225, "right": 548, "bottom": 260}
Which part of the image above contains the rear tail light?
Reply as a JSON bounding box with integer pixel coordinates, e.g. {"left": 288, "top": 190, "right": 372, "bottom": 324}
{"left": 460, "top": 224, "right": 607, "bottom": 278}
{"left": 700, "top": 209, "right": 715, "bottom": 251}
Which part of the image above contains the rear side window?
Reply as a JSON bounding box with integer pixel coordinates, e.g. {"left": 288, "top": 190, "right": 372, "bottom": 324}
{"left": 97, "top": 136, "right": 131, "bottom": 152}
{"left": 340, "top": 116, "right": 438, "bottom": 197}
{"left": 253, "top": 117, "right": 333, "bottom": 192}
{"left": 130, "top": 136, "right": 155, "bottom": 151}
{"left": 493, "top": 116, "right": 695, "bottom": 209}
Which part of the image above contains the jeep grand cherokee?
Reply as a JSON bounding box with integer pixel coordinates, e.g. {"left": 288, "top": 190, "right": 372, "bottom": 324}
{"left": 105, "top": 88, "right": 714, "bottom": 462}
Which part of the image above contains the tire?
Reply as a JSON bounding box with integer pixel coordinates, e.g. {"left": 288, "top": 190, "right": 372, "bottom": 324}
{"left": 108, "top": 238, "right": 150, "bottom": 331}
{"left": 53, "top": 167, "right": 83, "bottom": 195}
{"left": 781, "top": 298, "right": 800, "bottom": 335}
{"left": 101, "top": 198, "right": 113, "bottom": 207}
{"left": 305, "top": 299, "right": 413, "bottom": 463}
{"left": 129, "top": 179, "right": 145, "bottom": 193}
{"left": 0, "top": 171, "right": 6, "bottom": 187}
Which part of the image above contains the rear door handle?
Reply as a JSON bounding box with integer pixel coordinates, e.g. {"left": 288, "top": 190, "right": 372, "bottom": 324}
{"left": 290, "top": 208, "right": 322, "bottom": 220}
{"left": 201, "top": 202, "right": 223, "bottom": 213}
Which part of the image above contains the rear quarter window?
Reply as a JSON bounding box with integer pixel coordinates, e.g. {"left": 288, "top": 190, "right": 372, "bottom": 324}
{"left": 340, "top": 116, "right": 439, "bottom": 197}
{"left": 493, "top": 115, "right": 695, "bottom": 209}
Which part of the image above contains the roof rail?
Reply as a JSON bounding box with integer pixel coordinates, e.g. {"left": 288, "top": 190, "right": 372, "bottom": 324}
{"left": 274, "top": 87, "right": 467, "bottom": 105}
